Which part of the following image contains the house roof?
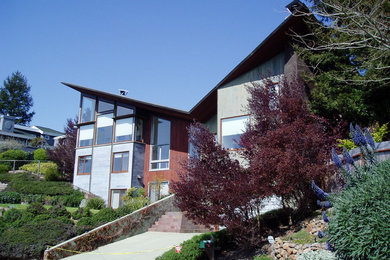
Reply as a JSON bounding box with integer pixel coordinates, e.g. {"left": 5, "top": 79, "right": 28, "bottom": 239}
{"left": 63, "top": 82, "right": 191, "bottom": 120}
{"left": 32, "top": 126, "right": 64, "bottom": 136}
{"left": 189, "top": 1, "right": 308, "bottom": 122}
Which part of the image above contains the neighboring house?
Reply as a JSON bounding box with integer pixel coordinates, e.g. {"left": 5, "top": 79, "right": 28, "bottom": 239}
{"left": 0, "top": 115, "right": 64, "bottom": 152}
{"left": 66, "top": 0, "right": 308, "bottom": 208}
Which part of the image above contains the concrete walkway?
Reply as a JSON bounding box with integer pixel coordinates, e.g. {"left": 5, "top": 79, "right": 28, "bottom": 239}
{"left": 64, "top": 231, "right": 201, "bottom": 260}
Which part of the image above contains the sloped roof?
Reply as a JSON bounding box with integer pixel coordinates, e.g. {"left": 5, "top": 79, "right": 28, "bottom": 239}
{"left": 32, "top": 126, "right": 64, "bottom": 136}
{"left": 189, "top": 2, "right": 308, "bottom": 122}
{"left": 63, "top": 82, "right": 191, "bottom": 120}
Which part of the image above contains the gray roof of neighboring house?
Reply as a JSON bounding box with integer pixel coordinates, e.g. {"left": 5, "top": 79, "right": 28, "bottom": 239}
{"left": 32, "top": 126, "right": 64, "bottom": 137}
{"left": 0, "top": 130, "right": 35, "bottom": 140}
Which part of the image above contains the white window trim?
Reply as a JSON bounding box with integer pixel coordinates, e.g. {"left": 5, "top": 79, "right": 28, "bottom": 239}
{"left": 149, "top": 144, "right": 170, "bottom": 171}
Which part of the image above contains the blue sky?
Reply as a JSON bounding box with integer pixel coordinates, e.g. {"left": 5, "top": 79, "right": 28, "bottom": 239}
{"left": 0, "top": 0, "right": 294, "bottom": 132}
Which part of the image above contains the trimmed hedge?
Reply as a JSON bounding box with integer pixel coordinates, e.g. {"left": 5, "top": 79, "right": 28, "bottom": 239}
{"left": 0, "top": 191, "right": 21, "bottom": 203}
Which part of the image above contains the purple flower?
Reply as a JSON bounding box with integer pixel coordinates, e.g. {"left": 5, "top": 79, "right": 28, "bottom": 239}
{"left": 364, "top": 128, "right": 376, "bottom": 149}
{"left": 351, "top": 124, "right": 367, "bottom": 146}
{"left": 343, "top": 147, "right": 355, "bottom": 165}
{"left": 331, "top": 148, "right": 342, "bottom": 168}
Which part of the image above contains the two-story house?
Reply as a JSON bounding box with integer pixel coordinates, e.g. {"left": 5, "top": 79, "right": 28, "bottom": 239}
{"left": 67, "top": 0, "right": 308, "bottom": 208}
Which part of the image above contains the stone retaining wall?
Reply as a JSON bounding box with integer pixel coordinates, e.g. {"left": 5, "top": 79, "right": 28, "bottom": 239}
{"left": 43, "top": 194, "right": 178, "bottom": 260}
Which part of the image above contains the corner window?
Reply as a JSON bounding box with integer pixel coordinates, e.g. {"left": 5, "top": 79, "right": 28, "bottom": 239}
{"left": 77, "top": 155, "right": 92, "bottom": 174}
{"left": 150, "top": 117, "right": 170, "bottom": 170}
{"left": 115, "top": 118, "right": 134, "bottom": 142}
{"left": 116, "top": 104, "right": 134, "bottom": 117}
{"left": 135, "top": 118, "right": 144, "bottom": 142}
{"left": 98, "top": 100, "right": 114, "bottom": 113}
{"left": 81, "top": 96, "right": 95, "bottom": 123}
{"left": 221, "top": 115, "right": 249, "bottom": 150}
{"left": 96, "top": 113, "right": 113, "bottom": 145}
{"left": 112, "top": 152, "right": 129, "bottom": 173}
{"left": 79, "top": 124, "right": 94, "bottom": 147}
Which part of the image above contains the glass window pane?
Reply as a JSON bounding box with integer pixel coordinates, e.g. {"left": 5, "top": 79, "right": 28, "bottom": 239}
{"left": 161, "top": 145, "right": 169, "bottom": 160}
{"left": 79, "top": 124, "right": 94, "bottom": 147}
{"left": 122, "top": 152, "right": 129, "bottom": 171}
{"left": 81, "top": 97, "right": 95, "bottom": 123}
{"left": 98, "top": 100, "right": 114, "bottom": 113}
{"left": 96, "top": 113, "right": 113, "bottom": 145}
{"left": 116, "top": 105, "right": 134, "bottom": 117}
{"left": 150, "top": 117, "right": 170, "bottom": 170}
{"left": 115, "top": 118, "right": 133, "bottom": 142}
{"left": 135, "top": 118, "right": 144, "bottom": 142}
{"left": 113, "top": 154, "right": 122, "bottom": 172}
{"left": 78, "top": 159, "right": 84, "bottom": 173}
{"left": 151, "top": 117, "right": 170, "bottom": 145}
{"left": 221, "top": 116, "right": 249, "bottom": 149}
{"left": 84, "top": 156, "right": 92, "bottom": 173}
{"left": 151, "top": 163, "right": 158, "bottom": 169}
{"left": 151, "top": 146, "right": 159, "bottom": 161}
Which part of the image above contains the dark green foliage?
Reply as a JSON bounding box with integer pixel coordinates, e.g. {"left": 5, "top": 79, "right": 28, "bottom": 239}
{"left": 116, "top": 204, "right": 137, "bottom": 217}
{"left": 33, "top": 148, "right": 49, "bottom": 161}
{"left": 0, "top": 191, "right": 21, "bottom": 203}
{"left": 328, "top": 159, "right": 390, "bottom": 259}
{"left": 26, "top": 202, "right": 47, "bottom": 216}
{"left": 48, "top": 204, "right": 71, "bottom": 218}
{"left": 0, "top": 172, "right": 13, "bottom": 182}
{"left": 77, "top": 208, "right": 119, "bottom": 230}
{"left": 32, "top": 214, "right": 52, "bottom": 223}
{"left": 0, "top": 218, "right": 77, "bottom": 259}
{"left": 44, "top": 166, "right": 60, "bottom": 181}
{"left": 71, "top": 207, "right": 91, "bottom": 220}
{"left": 86, "top": 197, "right": 106, "bottom": 209}
{"left": 0, "top": 164, "right": 8, "bottom": 173}
{"left": 58, "top": 190, "right": 84, "bottom": 207}
{"left": 0, "top": 71, "right": 34, "bottom": 125}
{"left": 156, "top": 230, "right": 230, "bottom": 260}
{"left": 2, "top": 208, "right": 23, "bottom": 223}
{"left": 8, "top": 172, "right": 76, "bottom": 195}
{"left": 21, "top": 194, "right": 45, "bottom": 204}
{"left": 0, "top": 149, "right": 27, "bottom": 169}
{"left": 258, "top": 208, "right": 291, "bottom": 230}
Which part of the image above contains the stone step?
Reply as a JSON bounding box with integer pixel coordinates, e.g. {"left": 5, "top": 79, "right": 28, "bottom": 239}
{"left": 149, "top": 211, "right": 212, "bottom": 233}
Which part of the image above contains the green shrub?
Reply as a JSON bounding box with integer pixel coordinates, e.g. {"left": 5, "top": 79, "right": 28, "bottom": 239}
{"left": 21, "top": 194, "right": 45, "bottom": 204}
{"left": 71, "top": 207, "right": 91, "bottom": 220}
{"left": 258, "top": 208, "right": 291, "bottom": 230}
{"left": 19, "top": 162, "right": 59, "bottom": 179}
{"left": 3, "top": 208, "right": 23, "bottom": 223}
{"left": 297, "top": 250, "right": 336, "bottom": 260}
{"left": 116, "top": 204, "right": 136, "bottom": 217}
{"left": 0, "top": 218, "right": 78, "bottom": 259}
{"left": 0, "top": 191, "right": 21, "bottom": 203}
{"left": 86, "top": 197, "right": 106, "bottom": 210}
{"left": 328, "top": 159, "right": 390, "bottom": 259}
{"left": 77, "top": 208, "right": 118, "bottom": 230}
{"left": 156, "top": 230, "right": 229, "bottom": 260}
{"left": 0, "top": 165, "right": 9, "bottom": 174}
{"left": 33, "top": 148, "right": 49, "bottom": 161}
{"left": 122, "top": 196, "right": 149, "bottom": 212}
{"left": 59, "top": 190, "right": 85, "bottom": 207}
{"left": 32, "top": 214, "right": 52, "bottom": 223}
{"left": 26, "top": 202, "right": 47, "bottom": 217}
{"left": 44, "top": 166, "right": 60, "bottom": 181}
{"left": 48, "top": 204, "right": 71, "bottom": 219}
{"left": 8, "top": 173, "right": 76, "bottom": 195}
{"left": 0, "top": 149, "right": 27, "bottom": 169}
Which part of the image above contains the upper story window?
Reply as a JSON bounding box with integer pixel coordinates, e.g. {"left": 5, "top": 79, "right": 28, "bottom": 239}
{"left": 150, "top": 117, "right": 170, "bottom": 170}
{"left": 221, "top": 115, "right": 249, "bottom": 150}
{"left": 135, "top": 118, "right": 144, "bottom": 142}
{"left": 79, "top": 124, "right": 94, "bottom": 147}
{"left": 81, "top": 96, "right": 96, "bottom": 123}
{"left": 116, "top": 104, "right": 134, "bottom": 117}
{"left": 115, "top": 117, "right": 134, "bottom": 142}
{"left": 96, "top": 113, "right": 113, "bottom": 145}
{"left": 98, "top": 100, "right": 114, "bottom": 113}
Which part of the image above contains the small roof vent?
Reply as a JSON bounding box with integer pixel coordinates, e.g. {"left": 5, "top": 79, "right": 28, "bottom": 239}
{"left": 119, "top": 89, "right": 128, "bottom": 96}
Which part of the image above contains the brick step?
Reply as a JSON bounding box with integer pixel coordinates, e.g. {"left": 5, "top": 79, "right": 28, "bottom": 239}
{"left": 149, "top": 211, "right": 213, "bottom": 233}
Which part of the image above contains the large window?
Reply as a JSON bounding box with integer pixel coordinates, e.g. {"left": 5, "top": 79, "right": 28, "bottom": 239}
{"left": 115, "top": 118, "right": 134, "bottom": 142}
{"left": 98, "top": 100, "right": 114, "bottom": 113}
{"left": 79, "top": 124, "right": 94, "bottom": 147}
{"left": 81, "top": 96, "right": 95, "bottom": 123}
{"left": 150, "top": 117, "right": 170, "bottom": 170}
{"left": 77, "top": 155, "right": 92, "bottom": 175}
{"left": 221, "top": 115, "right": 249, "bottom": 149}
{"left": 96, "top": 113, "right": 113, "bottom": 145}
{"left": 116, "top": 104, "right": 134, "bottom": 117}
{"left": 112, "top": 151, "right": 129, "bottom": 173}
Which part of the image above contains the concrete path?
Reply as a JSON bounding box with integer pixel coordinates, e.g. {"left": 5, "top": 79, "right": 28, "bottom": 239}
{"left": 64, "top": 231, "right": 201, "bottom": 260}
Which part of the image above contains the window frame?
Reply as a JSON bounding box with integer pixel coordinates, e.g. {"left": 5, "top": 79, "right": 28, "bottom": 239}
{"left": 149, "top": 117, "right": 171, "bottom": 171}
{"left": 77, "top": 155, "right": 92, "bottom": 175}
{"left": 109, "top": 189, "right": 127, "bottom": 209}
{"left": 112, "top": 151, "right": 130, "bottom": 173}
{"left": 80, "top": 95, "right": 96, "bottom": 124}
{"left": 220, "top": 114, "right": 250, "bottom": 150}
{"left": 95, "top": 112, "right": 114, "bottom": 145}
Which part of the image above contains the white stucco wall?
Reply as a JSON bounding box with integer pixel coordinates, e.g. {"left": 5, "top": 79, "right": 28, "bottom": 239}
{"left": 90, "top": 145, "right": 112, "bottom": 203}
{"left": 73, "top": 147, "right": 93, "bottom": 192}
{"left": 110, "top": 143, "right": 134, "bottom": 191}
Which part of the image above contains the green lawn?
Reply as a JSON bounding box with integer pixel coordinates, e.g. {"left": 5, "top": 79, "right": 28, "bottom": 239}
{"left": 0, "top": 203, "right": 99, "bottom": 214}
